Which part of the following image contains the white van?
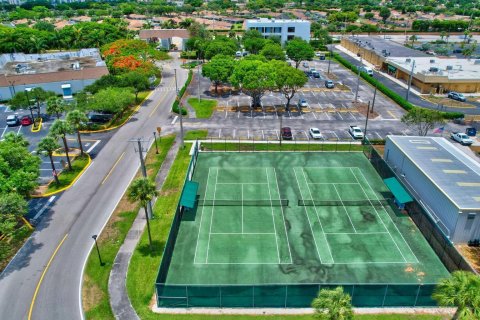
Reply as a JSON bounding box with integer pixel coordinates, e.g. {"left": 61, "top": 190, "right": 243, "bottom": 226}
{"left": 235, "top": 51, "right": 242, "bottom": 57}
{"left": 359, "top": 66, "right": 373, "bottom": 76}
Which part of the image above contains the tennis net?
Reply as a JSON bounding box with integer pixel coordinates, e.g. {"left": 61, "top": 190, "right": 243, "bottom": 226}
{"left": 198, "top": 199, "right": 289, "bottom": 206}
{"left": 298, "top": 199, "right": 390, "bottom": 207}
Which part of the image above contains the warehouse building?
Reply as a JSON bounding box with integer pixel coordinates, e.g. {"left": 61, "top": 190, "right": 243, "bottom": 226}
{"left": 245, "top": 18, "right": 310, "bottom": 44}
{"left": 0, "top": 49, "right": 108, "bottom": 100}
{"left": 384, "top": 136, "right": 480, "bottom": 243}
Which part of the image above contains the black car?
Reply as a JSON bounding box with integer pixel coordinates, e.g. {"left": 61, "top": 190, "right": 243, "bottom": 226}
{"left": 281, "top": 127, "right": 293, "bottom": 140}
{"left": 325, "top": 80, "right": 335, "bottom": 89}
{"left": 87, "top": 112, "right": 113, "bottom": 123}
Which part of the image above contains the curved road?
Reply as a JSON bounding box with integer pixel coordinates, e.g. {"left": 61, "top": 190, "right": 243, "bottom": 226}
{"left": 0, "top": 57, "right": 187, "bottom": 320}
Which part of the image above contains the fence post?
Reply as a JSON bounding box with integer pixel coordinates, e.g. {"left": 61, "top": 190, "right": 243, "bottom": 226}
{"left": 382, "top": 284, "right": 388, "bottom": 307}
{"left": 219, "top": 286, "right": 222, "bottom": 308}
{"left": 414, "top": 285, "right": 421, "bottom": 307}
{"left": 335, "top": 140, "right": 338, "bottom": 152}
{"left": 349, "top": 141, "right": 352, "bottom": 152}
{"left": 238, "top": 138, "right": 240, "bottom": 152}
{"left": 285, "top": 285, "right": 288, "bottom": 308}
{"left": 224, "top": 138, "right": 226, "bottom": 152}
{"left": 252, "top": 137, "right": 255, "bottom": 152}
{"left": 186, "top": 286, "right": 189, "bottom": 308}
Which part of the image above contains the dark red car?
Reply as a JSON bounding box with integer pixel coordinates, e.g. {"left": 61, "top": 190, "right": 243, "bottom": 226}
{"left": 20, "top": 115, "right": 33, "bottom": 126}
{"left": 281, "top": 127, "right": 293, "bottom": 140}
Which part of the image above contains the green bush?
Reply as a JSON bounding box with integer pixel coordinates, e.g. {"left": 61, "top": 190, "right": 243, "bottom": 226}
{"left": 180, "top": 51, "right": 197, "bottom": 59}
{"left": 171, "top": 70, "right": 192, "bottom": 115}
{"left": 332, "top": 53, "right": 463, "bottom": 119}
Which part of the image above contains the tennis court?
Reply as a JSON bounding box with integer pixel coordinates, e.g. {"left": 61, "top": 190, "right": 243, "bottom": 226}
{"left": 159, "top": 151, "right": 450, "bottom": 307}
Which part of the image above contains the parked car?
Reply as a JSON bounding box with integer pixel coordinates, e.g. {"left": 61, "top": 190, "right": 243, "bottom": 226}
{"left": 303, "top": 62, "right": 309, "bottom": 68}
{"left": 349, "top": 125, "right": 364, "bottom": 139}
{"left": 6, "top": 115, "right": 19, "bottom": 126}
{"left": 87, "top": 112, "right": 113, "bottom": 123}
{"left": 235, "top": 51, "right": 242, "bottom": 57}
{"left": 450, "top": 132, "right": 473, "bottom": 145}
{"left": 281, "top": 127, "right": 293, "bottom": 140}
{"left": 309, "top": 127, "right": 322, "bottom": 139}
{"left": 20, "top": 115, "right": 33, "bottom": 126}
{"left": 325, "top": 80, "right": 335, "bottom": 89}
{"left": 312, "top": 71, "right": 320, "bottom": 78}
{"left": 447, "top": 91, "right": 466, "bottom": 102}
{"left": 359, "top": 66, "right": 373, "bottom": 76}
{"left": 297, "top": 99, "right": 308, "bottom": 108}
{"left": 308, "top": 68, "right": 316, "bottom": 75}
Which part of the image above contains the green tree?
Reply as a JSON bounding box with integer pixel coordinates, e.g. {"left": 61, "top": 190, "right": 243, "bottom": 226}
{"left": 364, "top": 12, "right": 374, "bottom": 20}
{"left": 379, "top": 7, "right": 391, "bottom": 22}
{"left": 243, "top": 29, "right": 266, "bottom": 54}
{"left": 3, "top": 131, "right": 29, "bottom": 148}
{"left": 0, "top": 193, "right": 27, "bottom": 236}
{"left": 121, "top": 71, "right": 150, "bottom": 102}
{"left": 285, "top": 38, "right": 315, "bottom": 68}
{"left": 9, "top": 91, "right": 36, "bottom": 120}
{"left": 260, "top": 42, "right": 285, "bottom": 61}
{"left": 88, "top": 87, "right": 134, "bottom": 115}
{"left": 29, "top": 87, "right": 55, "bottom": 120}
{"left": 127, "top": 178, "right": 158, "bottom": 251}
{"left": 66, "top": 110, "right": 88, "bottom": 156}
{"left": 202, "top": 54, "right": 235, "bottom": 93}
{"left": 46, "top": 97, "right": 67, "bottom": 119}
{"left": 409, "top": 35, "right": 418, "bottom": 47}
{"left": 273, "top": 61, "right": 308, "bottom": 110}
{"left": 401, "top": 107, "right": 444, "bottom": 136}
{"left": 462, "top": 41, "right": 478, "bottom": 59}
{"left": 312, "top": 287, "right": 354, "bottom": 320}
{"left": 432, "top": 271, "right": 480, "bottom": 320}
{"left": 230, "top": 59, "right": 276, "bottom": 108}
{"left": 49, "top": 119, "right": 73, "bottom": 170}
{"left": 37, "top": 136, "right": 61, "bottom": 185}
{"left": 204, "top": 37, "right": 238, "bottom": 60}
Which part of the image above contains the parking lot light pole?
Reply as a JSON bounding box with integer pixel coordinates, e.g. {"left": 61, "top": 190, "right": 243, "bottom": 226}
{"left": 371, "top": 75, "right": 378, "bottom": 114}
{"left": 174, "top": 69, "right": 184, "bottom": 148}
{"left": 92, "top": 235, "right": 104, "bottom": 266}
{"left": 406, "top": 60, "right": 415, "bottom": 102}
{"left": 279, "top": 111, "right": 283, "bottom": 146}
{"left": 327, "top": 44, "right": 332, "bottom": 75}
{"left": 354, "top": 56, "right": 362, "bottom": 102}
{"left": 363, "top": 101, "right": 371, "bottom": 144}
{"left": 24, "top": 87, "right": 35, "bottom": 120}
{"left": 197, "top": 59, "right": 201, "bottom": 102}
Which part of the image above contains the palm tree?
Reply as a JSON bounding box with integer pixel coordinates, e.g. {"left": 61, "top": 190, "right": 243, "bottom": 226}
{"left": 66, "top": 110, "right": 88, "bottom": 156}
{"left": 127, "top": 178, "right": 158, "bottom": 251}
{"left": 440, "top": 31, "right": 446, "bottom": 42}
{"left": 46, "top": 97, "right": 66, "bottom": 120}
{"left": 38, "top": 136, "right": 61, "bottom": 185}
{"left": 49, "top": 119, "right": 73, "bottom": 170}
{"left": 409, "top": 35, "right": 418, "bottom": 47}
{"left": 432, "top": 271, "right": 480, "bottom": 320}
{"left": 311, "top": 287, "right": 354, "bottom": 320}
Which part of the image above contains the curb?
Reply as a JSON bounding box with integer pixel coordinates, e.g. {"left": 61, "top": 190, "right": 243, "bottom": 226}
{"left": 31, "top": 153, "right": 92, "bottom": 198}
{"left": 31, "top": 118, "right": 42, "bottom": 132}
{"left": 52, "top": 148, "right": 80, "bottom": 157}
{"left": 79, "top": 92, "right": 152, "bottom": 134}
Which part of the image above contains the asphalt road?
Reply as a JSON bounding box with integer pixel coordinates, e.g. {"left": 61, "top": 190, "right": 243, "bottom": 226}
{"left": 0, "top": 56, "right": 187, "bottom": 320}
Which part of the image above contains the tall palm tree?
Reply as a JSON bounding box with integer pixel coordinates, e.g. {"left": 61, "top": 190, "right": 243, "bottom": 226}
{"left": 432, "top": 271, "right": 480, "bottom": 320}
{"left": 46, "top": 97, "right": 66, "bottom": 120}
{"left": 38, "top": 136, "right": 61, "bottom": 185}
{"left": 66, "top": 110, "right": 88, "bottom": 156}
{"left": 49, "top": 119, "right": 73, "bottom": 170}
{"left": 409, "top": 35, "right": 418, "bottom": 47}
{"left": 311, "top": 287, "right": 354, "bottom": 320}
{"left": 127, "top": 178, "right": 158, "bottom": 251}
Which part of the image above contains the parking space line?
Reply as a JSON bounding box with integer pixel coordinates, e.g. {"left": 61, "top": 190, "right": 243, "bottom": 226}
{"left": 336, "top": 112, "right": 344, "bottom": 120}
{"left": 262, "top": 130, "right": 265, "bottom": 140}
{"left": 218, "top": 129, "right": 222, "bottom": 138}
{"left": 0, "top": 127, "right": 7, "bottom": 138}
{"left": 332, "top": 131, "right": 339, "bottom": 140}
{"left": 303, "top": 131, "right": 309, "bottom": 139}
{"left": 233, "top": 129, "right": 236, "bottom": 139}
{"left": 387, "top": 111, "right": 398, "bottom": 119}
{"left": 86, "top": 140, "right": 101, "bottom": 153}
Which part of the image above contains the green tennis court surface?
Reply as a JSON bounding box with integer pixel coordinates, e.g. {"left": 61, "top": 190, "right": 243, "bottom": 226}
{"left": 167, "top": 152, "right": 449, "bottom": 286}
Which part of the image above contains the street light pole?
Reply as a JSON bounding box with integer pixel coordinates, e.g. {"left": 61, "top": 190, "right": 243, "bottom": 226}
{"left": 137, "top": 139, "right": 154, "bottom": 219}
{"left": 371, "top": 76, "right": 378, "bottom": 114}
{"left": 363, "top": 101, "right": 371, "bottom": 144}
{"left": 174, "top": 68, "right": 184, "bottom": 148}
{"left": 354, "top": 56, "right": 362, "bottom": 102}
{"left": 197, "top": 59, "right": 201, "bottom": 102}
{"left": 406, "top": 60, "right": 415, "bottom": 102}
{"left": 279, "top": 110, "right": 283, "bottom": 146}
{"left": 327, "top": 44, "right": 332, "bottom": 75}
{"left": 24, "top": 87, "right": 35, "bottom": 120}
{"left": 153, "top": 132, "right": 159, "bottom": 154}
{"left": 92, "top": 235, "right": 104, "bottom": 266}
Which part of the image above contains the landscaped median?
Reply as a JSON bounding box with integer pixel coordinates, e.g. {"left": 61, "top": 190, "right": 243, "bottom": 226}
{"left": 332, "top": 52, "right": 464, "bottom": 120}
{"left": 82, "top": 135, "right": 176, "bottom": 319}
{"left": 31, "top": 153, "right": 91, "bottom": 197}
{"left": 172, "top": 70, "right": 192, "bottom": 115}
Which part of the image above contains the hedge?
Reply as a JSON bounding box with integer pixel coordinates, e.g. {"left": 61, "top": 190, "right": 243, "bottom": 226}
{"left": 332, "top": 53, "right": 464, "bottom": 119}
{"left": 171, "top": 70, "right": 192, "bottom": 115}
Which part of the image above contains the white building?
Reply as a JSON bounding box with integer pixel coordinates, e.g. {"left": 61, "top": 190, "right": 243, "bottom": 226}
{"left": 384, "top": 136, "right": 480, "bottom": 243}
{"left": 245, "top": 18, "right": 310, "bottom": 44}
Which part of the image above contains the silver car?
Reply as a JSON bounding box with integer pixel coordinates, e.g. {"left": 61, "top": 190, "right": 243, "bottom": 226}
{"left": 6, "top": 115, "right": 19, "bottom": 126}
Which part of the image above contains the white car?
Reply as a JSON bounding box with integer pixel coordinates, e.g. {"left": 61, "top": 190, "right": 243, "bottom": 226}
{"left": 309, "top": 128, "right": 322, "bottom": 139}
{"left": 349, "top": 125, "right": 364, "bottom": 139}
{"left": 450, "top": 132, "right": 473, "bottom": 145}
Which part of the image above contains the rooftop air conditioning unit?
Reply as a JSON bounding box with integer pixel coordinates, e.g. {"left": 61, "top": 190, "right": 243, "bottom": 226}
{"left": 406, "top": 58, "right": 411, "bottom": 63}
{"left": 446, "top": 65, "right": 453, "bottom": 70}
{"left": 429, "top": 67, "right": 439, "bottom": 72}
{"left": 430, "top": 59, "right": 435, "bottom": 63}
{"left": 474, "top": 59, "right": 480, "bottom": 65}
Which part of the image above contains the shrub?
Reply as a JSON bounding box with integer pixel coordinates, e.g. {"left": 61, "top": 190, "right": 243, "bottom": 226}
{"left": 171, "top": 70, "right": 192, "bottom": 115}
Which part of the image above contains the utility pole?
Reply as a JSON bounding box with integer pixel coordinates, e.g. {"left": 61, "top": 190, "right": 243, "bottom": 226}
{"left": 354, "top": 56, "right": 362, "bottom": 102}
{"left": 174, "top": 69, "right": 184, "bottom": 148}
{"left": 24, "top": 87, "right": 35, "bottom": 120}
{"left": 197, "top": 59, "right": 201, "bottom": 102}
{"left": 133, "top": 138, "right": 154, "bottom": 219}
{"left": 371, "top": 75, "right": 378, "bottom": 114}
{"left": 327, "top": 44, "right": 332, "bottom": 75}
{"left": 279, "top": 110, "right": 283, "bottom": 146}
{"left": 363, "top": 101, "right": 371, "bottom": 144}
{"left": 406, "top": 60, "right": 415, "bottom": 102}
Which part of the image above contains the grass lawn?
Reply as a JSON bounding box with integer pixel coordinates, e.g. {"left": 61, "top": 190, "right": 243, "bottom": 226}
{"left": 422, "top": 95, "right": 475, "bottom": 109}
{"left": 184, "top": 129, "right": 208, "bottom": 140}
{"left": 188, "top": 98, "right": 217, "bottom": 118}
{"left": 46, "top": 154, "right": 90, "bottom": 193}
{"left": 83, "top": 135, "right": 176, "bottom": 320}
{"left": 200, "top": 141, "right": 364, "bottom": 152}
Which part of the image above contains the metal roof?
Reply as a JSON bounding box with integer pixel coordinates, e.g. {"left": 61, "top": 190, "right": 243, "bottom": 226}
{"left": 387, "top": 136, "right": 480, "bottom": 210}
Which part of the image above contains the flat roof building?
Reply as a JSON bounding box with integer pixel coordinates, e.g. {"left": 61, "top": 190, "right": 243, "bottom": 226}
{"left": 384, "top": 136, "right": 480, "bottom": 243}
{"left": 245, "top": 18, "right": 310, "bottom": 44}
{"left": 0, "top": 49, "right": 108, "bottom": 100}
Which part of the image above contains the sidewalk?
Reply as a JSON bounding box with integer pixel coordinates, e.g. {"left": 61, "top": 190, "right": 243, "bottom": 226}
{"left": 108, "top": 138, "right": 181, "bottom": 319}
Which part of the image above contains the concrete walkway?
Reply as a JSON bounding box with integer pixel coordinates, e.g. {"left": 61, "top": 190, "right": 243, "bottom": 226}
{"left": 108, "top": 138, "right": 181, "bottom": 319}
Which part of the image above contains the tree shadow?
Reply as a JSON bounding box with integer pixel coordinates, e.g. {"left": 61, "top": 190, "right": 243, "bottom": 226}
{"left": 0, "top": 237, "right": 44, "bottom": 279}
{"left": 137, "top": 240, "right": 164, "bottom": 258}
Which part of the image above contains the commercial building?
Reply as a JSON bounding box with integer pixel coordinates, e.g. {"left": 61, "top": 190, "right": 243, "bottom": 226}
{"left": 245, "top": 18, "right": 310, "bottom": 44}
{"left": 0, "top": 49, "right": 108, "bottom": 100}
{"left": 139, "top": 29, "right": 189, "bottom": 51}
{"left": 384, "top": 136, "right": 480, "bottom": 243}
{"left": 341, "top": 36, "right": 480, "bottom": 94}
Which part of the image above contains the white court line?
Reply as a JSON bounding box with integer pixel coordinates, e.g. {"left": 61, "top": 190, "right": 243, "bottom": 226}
{"left": 194, "top": 262, "right": 292, "bottom": 265}
{"left": 332, "top": 184, "right": 357, "bottom": 233}
{"left": 265, "top": 168, "right": 281, "bottom": 264}
{"left": 194, "top": 168, "right": 212, "bottom": 264}
{"left": 210, "top": 233, "right": 276, "bottom": 235}
{"left": 350, "top": 168, "right": 418, "bottom": 263}
{"left": 325, "top": 232, "right": 389, "bottom": 235}
{"left": 309, "top": 182, "right": 359, "bottom": 185}
{"left": 273, "top": 168, "right": 293, "bottom": 263}
{"left": 293, "top": 168, "right": 323, "bottom": 263}
{"left": 215, "top": 182, "right": 268, "bottom": 185}
{"left": 205, "top": 168, "right": 219, "bottom": 263}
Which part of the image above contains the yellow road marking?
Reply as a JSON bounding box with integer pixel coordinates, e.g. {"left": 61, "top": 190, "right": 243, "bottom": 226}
{"left": 28, "top": 234, "right": 68, "bottom": 320}
{"left": 387, "top": 111, "right": 397, "bottom": 119}
{"left": 149, "top": 99, "right": 163, "bottom": 118}
{"left": 102, "top": 152, "right": 125, "bottom": 185}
